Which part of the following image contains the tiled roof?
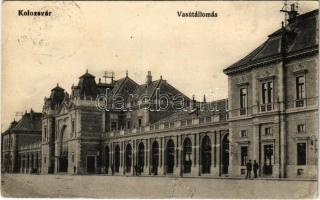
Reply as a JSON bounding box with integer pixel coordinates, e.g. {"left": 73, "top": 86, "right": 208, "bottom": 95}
{"left": 223, "top": 9, "right": 318, "bottom": 75}
{"left": 11, "top": 112, "right": 42, "bottom": 133}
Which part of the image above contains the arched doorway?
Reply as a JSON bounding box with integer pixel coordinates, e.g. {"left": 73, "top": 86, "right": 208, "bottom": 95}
{"left": 166, "top": 139, "right": 175, "bottom": 174}
{"left": 125, "top": 144, "right": 132, "bottom": 173}
{"left": 201, "top": 135, "right": 211, "bottom": 174}
{"left": 151, "top": 141, "right": 159, "bottom": 175}
{"left": 138, "top": 143, "right": 144, "bottom": 172}
{"left": 115, "top": 145, "right": 120, "bottom": 173}
{"left": 105, "top": 146, "right": 110, "bottom": 174}
{"left": 59, "top": 125, "right": 68, "bottom": 173}
{"left": 221, "top": 133, "right": 229, "bottom": 174}
{"left": 183, "top": 137, "right": 192, "bottom": 173}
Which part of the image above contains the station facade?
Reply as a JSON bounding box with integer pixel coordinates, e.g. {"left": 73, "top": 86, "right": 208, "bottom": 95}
{"left": 2, "top": 8, "right": 318, "bottom": 179}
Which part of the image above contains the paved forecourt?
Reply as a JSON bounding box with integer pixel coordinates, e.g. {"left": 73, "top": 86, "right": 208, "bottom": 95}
{"left": 1, "top": 174, "right": 317, "bottom": 198}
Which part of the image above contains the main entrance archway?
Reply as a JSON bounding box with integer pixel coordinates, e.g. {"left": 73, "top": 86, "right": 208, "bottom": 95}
{"left": 114, "top": 145, "right": 120, "bottom": 173}
{"left": 125, "top": 144, "right": 132, "bottom": 173}
{"left": 183, "top": 137, "right": 192, "bottom": 173}
{"left": 166, "top": 139, "right": 175, "bottom": 174}
{"left": 138, "top": 143, "right": 144, "bottom": 172}
{"left": 151, "top": 141, "right": 159, "bottom": 175}
{"left": 201, "top": 135, "right": 211, "bottom": 174}
{"left": 221, "top": 133, "right": 229, "bottom": 174}
{"left": 59, "top": 125, "right": 68, "bottom": 173}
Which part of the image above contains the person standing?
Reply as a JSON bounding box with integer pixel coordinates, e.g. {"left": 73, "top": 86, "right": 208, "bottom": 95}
{"left": 253, "top": 160, "right": 259, "bottom": 178}
{"left": 246, "top": 160, "right": 252, "bottom": 179}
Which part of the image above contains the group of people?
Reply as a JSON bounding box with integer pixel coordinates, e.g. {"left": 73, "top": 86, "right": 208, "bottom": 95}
{"left": 246, "top": 160, "right": 259, "bottom": 179}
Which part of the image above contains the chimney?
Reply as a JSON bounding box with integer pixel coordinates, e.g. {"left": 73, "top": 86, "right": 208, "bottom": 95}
{"left": 146, "top": 71, "right": 152, "bottom": 85}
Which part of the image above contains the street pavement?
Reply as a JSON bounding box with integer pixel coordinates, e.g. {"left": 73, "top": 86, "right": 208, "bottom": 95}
{"left": 1, "top": 174, "right": 317, "bottom": 198}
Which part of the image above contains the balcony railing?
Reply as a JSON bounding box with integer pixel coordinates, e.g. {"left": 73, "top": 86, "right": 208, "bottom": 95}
{"left": 260, "top": 103, "right": 274, "bottom": 112}
{"left": 105, "top": 112, "right": 228, "bottom": 138}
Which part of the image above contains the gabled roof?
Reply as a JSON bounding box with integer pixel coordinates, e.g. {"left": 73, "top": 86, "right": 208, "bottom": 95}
{"left": 223, "top": 9, "right": 318, "bottom": 75}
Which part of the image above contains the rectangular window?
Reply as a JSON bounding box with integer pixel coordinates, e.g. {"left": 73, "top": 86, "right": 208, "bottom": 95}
{"left": 138, "top": 119, "right": 142, "bottom": 127}
{"left": 265, "top": 127, "right": 273, "bottom": 136}
{"left": 111, "top": 121, "right": 117, "bottom": 131}
{"left": 297, "top": 143, "right": 306, "bottom": 165}
{"left": 187, "top": 119, "right": 192, "bottom": 126}
{"left": 240, "top": 146, "right": 248, "bottom": 166}
{"left": 261, "top": 81, "right": 273, "bottom": 105}
{"left": 169, "top": 122, "right": 174, "bottom": 128}
{"left": 181, "top": 120, "right": 186, "bottom": 127}
{"left": 206, "top": 117, "right": 211, "bottom": 123}
{"left": 240, "top": 88, "right": 247, "bottom": 109}
{"left": 127, "top": 121, "right": 131, "bottom": 129}
{"left": 72, "top": 121, "right": 75, "bottom": 133}
{"left": 164, "top": 122, "right": 169, "bottom": 129}
{"left": 297, "top": 124, "right": 305, "bottom": 133}
{"left": 199, "top": 118, "right": 205, "bottom": 124}
{"left": 296, "top": 76, "right": 305, "bottom": 100}
{"left": 240, "top": 130, "right": 248, "bottom": 138}
{"left": 44, "top": 127, "right": 47, "bottom": 139}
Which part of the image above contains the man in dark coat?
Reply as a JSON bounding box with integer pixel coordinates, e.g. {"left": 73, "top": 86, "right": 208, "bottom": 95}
{"left": 253, "top": 160, "right": 259, "bottom": 178}
{"left": 246, "top": 160, "right": 252, "bottom": 179}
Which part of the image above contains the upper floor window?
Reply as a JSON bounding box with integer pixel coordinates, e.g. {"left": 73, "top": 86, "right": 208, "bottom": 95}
{"left": 169, "top": 122, "right": 174, "bottom": 128}
{"left": 44, "top": 127, "right": 47, "bottom": 140}
{"left": 262, "top": 81, "right": 273, "bottom": 104}
{"left": 164, "top": 122, "right": 169, "bottom": 129}
{"left": 138, "top": 118, "right": 142, "bottom": 127}
{"left": 240, "top": 88, "right": 247, "bottom": 109}
{"left": 127, "top": 121, "right": 131, "bottom": 129}
{"left": 296, "top": 76, "right": 305, "bottom": 107}
{"left": 199, "top": 117, "right": 205, "bottom": 124}
{"left": 240, "top": 88, "right": 247, "bottom": 115}
{"left": 265, "top": 127, "right": 273, "bottom": 136}
{"left": 240, "top": 130, "right": 248, "bottom": 138}
{"left": 296, "top": 76, "right": 305, "bottom": 100}
{"left": 111, "top": 121, "right": 117, "bottom": 131}
{"left": 297, "top": 124, "right": 305, "bottom": 133}
{"left": 71, "top": 121, "right": 75, "bottom": 133}
{"left": 181, "top": 120, "right": 186, "bottom": 127}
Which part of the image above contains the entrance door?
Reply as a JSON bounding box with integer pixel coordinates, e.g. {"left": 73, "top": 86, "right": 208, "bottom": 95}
{"left": 59, "top": 153, "right": 68, "bottom": 173}
{"left": 105, "top": 146, "right": 109, "bottom": 174}
{"left": 166, "top": 139, "right": 175, "bottom": 174}
{"left": 87, "top": 156, "right": 95, "bottom": 173}
{"left": 138, "top": 143, "right": 144, "bottom": 172}
{"left": 183, "top": 138, "right": 192, "bottom": 173}
{"left": 221, "top": 134, "right": 230, "bottom": 174}
{"left": 151, "top": 141, "right": 159, "bottom": 175}
{"left": 263, "top": 145, "right": 273, "bottom": 175}
{"left": 125, "top": 144, "right": 132, "bottom": 173}
{"left": 115, "top": 145, "right": 120, "bottom": 173}
{"left": 201, "top": 135, "right": 211, "bottom": 174}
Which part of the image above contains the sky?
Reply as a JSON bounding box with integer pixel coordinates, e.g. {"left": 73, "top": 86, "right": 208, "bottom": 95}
{"left": 2, "top": 1, "right": 318, "bottom": 130}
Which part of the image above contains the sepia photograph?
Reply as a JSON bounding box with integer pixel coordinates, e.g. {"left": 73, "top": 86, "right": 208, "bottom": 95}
{"left": 1, "top": 0, "right": 319, "bottom": 198}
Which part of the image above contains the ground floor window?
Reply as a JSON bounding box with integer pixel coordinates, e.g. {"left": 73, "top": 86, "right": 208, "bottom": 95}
{"left": 297, "top": 143, "right": 306, "bottom": 165}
